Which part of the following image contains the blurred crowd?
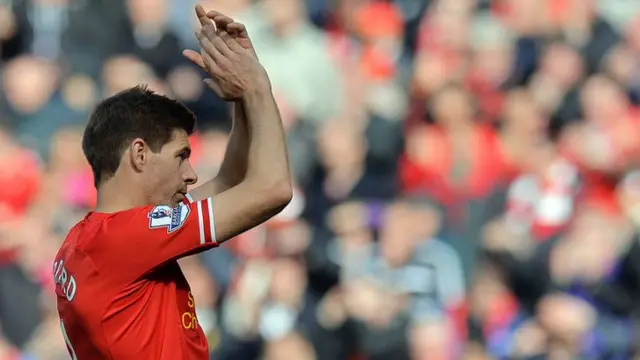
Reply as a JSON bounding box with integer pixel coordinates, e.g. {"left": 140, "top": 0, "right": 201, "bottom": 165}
{"left": 2, "top": 0, "right": 640, "bottom": 359}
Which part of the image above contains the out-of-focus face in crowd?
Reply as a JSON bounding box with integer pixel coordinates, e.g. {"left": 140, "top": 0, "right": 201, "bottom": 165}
{"left": 3, "top": 56, "right": 59, "bottom": 115}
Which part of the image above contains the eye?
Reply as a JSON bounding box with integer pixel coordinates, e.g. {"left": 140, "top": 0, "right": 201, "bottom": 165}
{"left": 178, "top": 152, "right": 189, "bottom": 161}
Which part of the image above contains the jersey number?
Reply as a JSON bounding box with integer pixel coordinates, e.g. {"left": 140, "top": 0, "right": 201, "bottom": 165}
{"left": 60, "top": 320, "right": 78, "bottom": 360}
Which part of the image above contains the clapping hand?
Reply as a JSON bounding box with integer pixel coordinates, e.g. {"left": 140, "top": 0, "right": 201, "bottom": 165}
{"left": 183, "top": 5, "right": 268, "bottom": 100}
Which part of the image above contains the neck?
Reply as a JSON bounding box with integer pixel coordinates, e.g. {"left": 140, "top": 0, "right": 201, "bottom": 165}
{"left": 95, "top": 177, "right": 144, "bottom": 213}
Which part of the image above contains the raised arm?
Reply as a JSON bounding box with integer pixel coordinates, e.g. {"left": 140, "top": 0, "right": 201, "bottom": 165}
{"left": 183, "top": 6, "right": 291, "bottom": 243}
{"left": 184, "top": 8, "right": 254, "bottom": 198}
{"left": 190, "top": 103, "right": 249, "bottom": 197}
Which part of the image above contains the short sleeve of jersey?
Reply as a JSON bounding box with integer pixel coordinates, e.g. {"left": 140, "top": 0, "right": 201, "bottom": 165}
{"left": 91, "top": 195, "right": 218, "bottom": 278}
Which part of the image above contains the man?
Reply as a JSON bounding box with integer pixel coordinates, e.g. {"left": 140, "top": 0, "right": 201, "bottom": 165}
{"left": 53, "top": 6, "right": 291, "bottom": 359}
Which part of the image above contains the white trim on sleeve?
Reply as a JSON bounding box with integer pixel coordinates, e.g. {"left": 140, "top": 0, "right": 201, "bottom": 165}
{"left": 196, "top": 201, "right": 205, "bottom": 244}
{"left": 207, "top": 197, "right": 216, "bottom": 244}
{"left": 185, "top": 193, "right": 194, "bottom": 203}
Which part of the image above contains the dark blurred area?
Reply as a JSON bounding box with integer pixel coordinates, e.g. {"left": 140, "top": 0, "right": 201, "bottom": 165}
{"left": 2, "top": 0, "right": 640, "bottom": 359}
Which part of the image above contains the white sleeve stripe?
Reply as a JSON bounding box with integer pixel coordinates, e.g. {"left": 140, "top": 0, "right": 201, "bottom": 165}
{"left": 207, "top": 197, "right": 216, "bottom": 244}
{"left": 196, "top": 201, "right": 205, "bottom": 244}
{"left": 185, "top": 193, "right": 194, "bottom": 203}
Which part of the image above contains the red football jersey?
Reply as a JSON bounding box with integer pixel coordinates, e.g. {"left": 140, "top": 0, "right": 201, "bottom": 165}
{"left": 53, "top": 194, "right": 218, "bottom": 359}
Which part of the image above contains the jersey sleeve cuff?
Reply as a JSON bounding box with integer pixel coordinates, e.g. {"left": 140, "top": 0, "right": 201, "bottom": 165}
{"left": 195, "top": 197, "right": 217, "bottom": 245}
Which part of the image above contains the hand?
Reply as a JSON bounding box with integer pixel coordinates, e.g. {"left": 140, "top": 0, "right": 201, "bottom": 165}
{"left": 183, "top": 5, "right": 268, "bottom": 100}
{"left": 206, "top": 10, "right": 257, "bottom": 58}
{"left": 184, "top": 7, "right": 257, "bottom": 64}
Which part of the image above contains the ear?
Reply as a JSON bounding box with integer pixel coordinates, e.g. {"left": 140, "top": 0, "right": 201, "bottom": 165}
{"left": 129, "top": 138, "right": 149, "bottom": 172}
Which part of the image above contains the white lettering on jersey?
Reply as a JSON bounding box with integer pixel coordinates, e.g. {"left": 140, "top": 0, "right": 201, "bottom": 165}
{"left": 148, "top": 204, "right": 190, "bottom": 233}
{"left": 53, "top": 260, "right": 77, "bottom": 301}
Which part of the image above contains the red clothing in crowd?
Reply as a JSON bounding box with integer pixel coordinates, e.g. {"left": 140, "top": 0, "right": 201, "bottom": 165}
{"left": 0, "top": 149, "right": 41, "bottom": 264}
{"left": 400, "top": 124, "right": 507, "bottom": 204}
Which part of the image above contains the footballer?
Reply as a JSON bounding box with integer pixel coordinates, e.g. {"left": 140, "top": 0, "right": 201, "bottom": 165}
{"left": 52, "top": 6, "right": 291, "bottom": 359}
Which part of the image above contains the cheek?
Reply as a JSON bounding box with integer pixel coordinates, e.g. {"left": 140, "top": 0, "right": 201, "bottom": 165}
{"left": 146, "top": 160, "right": 176, "bottom": 190}
{"left": 145, "top": 168, "right": 165, "bottom": 194}
{"left": 150, "top": 160, "right": 168, "bottom": 178}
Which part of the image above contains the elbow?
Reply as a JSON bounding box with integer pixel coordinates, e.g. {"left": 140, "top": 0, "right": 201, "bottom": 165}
{"left": 252, "top": 179, "right": 292, "bottom": 214}
{"left": 269, "top": 181, "right": 293, "bottom": 211}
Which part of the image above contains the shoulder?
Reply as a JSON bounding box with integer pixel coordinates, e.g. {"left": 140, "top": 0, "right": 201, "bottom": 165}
{"left": 103, "top": 203, "right": 191, "bottom": 226}
{"left": 102, "top": 206, "right": 153, "bottom": 229}
{"left": 110, "top": 201, "right": 198, "bottom": 238}
{"left": 145, "top": 202, "right": 192, "bottom": 233}
{"left": 75, "top": 206, "right": 155, "bottom": 249}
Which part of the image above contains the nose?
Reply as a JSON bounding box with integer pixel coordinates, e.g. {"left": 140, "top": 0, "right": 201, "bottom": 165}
{"left": 184, "top": 161, "right": 198, "bottom": 186}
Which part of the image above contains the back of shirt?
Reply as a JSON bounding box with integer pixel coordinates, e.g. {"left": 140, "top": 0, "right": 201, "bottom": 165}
{"left": 54, "top": 221, "right": 110, "bottom": 359}
{"left": 54, "top": 196, "right": 219, "bottom": 359}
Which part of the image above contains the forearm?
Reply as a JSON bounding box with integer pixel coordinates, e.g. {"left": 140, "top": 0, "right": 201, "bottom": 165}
{"left": 189, "top": 103, "right": 249, "bottom": 200}
{"left": 188, "top": 87, "right": 289, "bottom": 203}
{"left": 242, "top": 86, "right": 290, "bottom": 188}
{"left": 215, "top": 103, "right": 249, "bottom": 191}
{"left": 206, "top": 85, "right": 292, "bottom": 243}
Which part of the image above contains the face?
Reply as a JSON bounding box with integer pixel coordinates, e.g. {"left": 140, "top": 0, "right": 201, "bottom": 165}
{"left": 581, "top": 75, "right": 627, "bottom": 122}
{"left": 263, "top": 0, "right": 304, "bottom": 30}
{"left": 379, "top": 204, "right": 416, "bottom": 267}
{"left": 269, "top": 259, "right": 307, "bottom": 304}
{"left": 126, "top": 0, "right": 166, "bottom": 26}
{"left": 131, "top": 129, "right": 198, "bottom": 207}
{"left": 102, "top": 56, "right": 159, "bottom": 97}
{"left": 3, "top": 56, "right": 59, "bottom": 114}
{"left": 432, "top": 86, "right": 473, "bottom": 127}
{"left": 542, "top": 44, "right": 584, "bottom": 87}
{"left": 317, "top": 122, "right": 365, "bottom": 170}
{"left": 503, "top": 90, "right": 546, "bottom": 135}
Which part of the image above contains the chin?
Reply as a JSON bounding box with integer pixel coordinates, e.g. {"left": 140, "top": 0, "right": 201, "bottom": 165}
{"left": 150, "top": 196, "right": 179, "bottom": 207}
{"left": 174, "top": 193, "right": 186, "bottom": 204}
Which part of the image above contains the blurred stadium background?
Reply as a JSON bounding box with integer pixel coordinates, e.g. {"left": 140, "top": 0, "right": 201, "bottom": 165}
{"left": 2, "top": 0, "right": 640, "bottom": 359}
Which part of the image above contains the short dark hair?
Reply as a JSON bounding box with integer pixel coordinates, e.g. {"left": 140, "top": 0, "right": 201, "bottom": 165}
{"left": 83, "top": 85, "right": 196, "bottom": 187}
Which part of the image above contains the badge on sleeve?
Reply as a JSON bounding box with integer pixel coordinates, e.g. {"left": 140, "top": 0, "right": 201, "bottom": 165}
{"left": 148, "top": 204, "right": 190, "bottom": 233}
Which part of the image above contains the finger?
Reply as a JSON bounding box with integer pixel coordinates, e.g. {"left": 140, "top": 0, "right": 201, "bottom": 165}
{"left": 209, "top": 13, "right": 235, "bottom": 30}
{"left": 195, "top": 31, "right": 228, "bottom": 69}
{"left": 196, "top": 30, "right": 223, "bottom": 60}
{"left": 200, "top": 48, "right": 222, "bottom": 75}
{"left": 206, "top": 10, "right": 247, "bottom": 37}
{"left": 200, "top": 23, "right": 216, "bottom": 39}
{"left": 227, "top": 22, "right": 248, "bottom": 38}
{"left": 195, "top": 4, "right": 214, "bottom": 28}
{"left": 200, "top": 30, "right": 236, "bottom": 59}
{"left": 206, "top": 10, "right": 225, "bottom": 18}
{"left": 217, "top": 30, "right": 244, "bottom": 52}
{"left": 182, "top": 49, "right": 206, "bottom": 71}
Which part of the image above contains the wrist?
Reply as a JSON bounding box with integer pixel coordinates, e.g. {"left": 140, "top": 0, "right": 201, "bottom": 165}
{"left": 242, "top": 66, "right": 272, "bottom": 98}
{"left": 241, "top": 79, "right": 273, "bottom": 105}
